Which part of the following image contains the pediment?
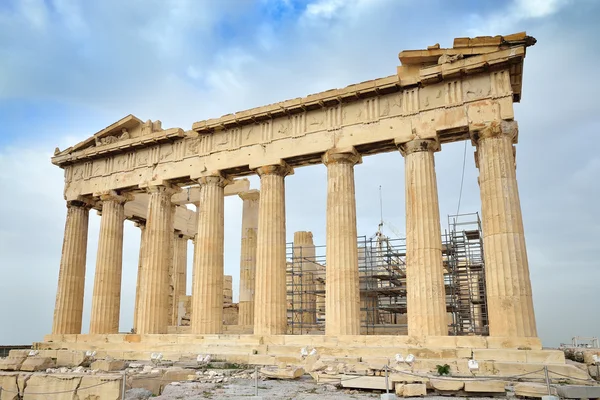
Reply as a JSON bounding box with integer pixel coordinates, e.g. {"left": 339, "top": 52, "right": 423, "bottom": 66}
{"left": 54, "top": 115, "right": 145, "bottom": 156}
{"left": 51, "top": 115, "right": 185, "bottom": 167}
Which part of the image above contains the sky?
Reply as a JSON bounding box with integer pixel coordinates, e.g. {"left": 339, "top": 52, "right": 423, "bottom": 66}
{"left": 0, "top": 0, "right": 598, "bottom": 347}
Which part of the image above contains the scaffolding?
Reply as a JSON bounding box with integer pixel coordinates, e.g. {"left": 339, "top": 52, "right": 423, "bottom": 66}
{"left": 446, "top": 212, "right": 489, "bottom": 336}
{"left": 286, "top": 212, "right": 488, "bottom": 335}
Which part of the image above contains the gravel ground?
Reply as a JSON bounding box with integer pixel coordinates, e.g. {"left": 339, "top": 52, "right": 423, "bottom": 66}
{"left": 127, "top": 377, "right": 498, "bottom": 400}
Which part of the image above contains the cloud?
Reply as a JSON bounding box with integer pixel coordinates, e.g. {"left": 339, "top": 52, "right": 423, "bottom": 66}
{"left": 1, "top": 0, "right": 599, "bottom": 347}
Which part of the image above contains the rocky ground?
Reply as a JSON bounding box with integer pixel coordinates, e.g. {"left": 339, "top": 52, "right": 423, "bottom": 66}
{"left": 125, "top": 377, "right": 498, "bottom": 399}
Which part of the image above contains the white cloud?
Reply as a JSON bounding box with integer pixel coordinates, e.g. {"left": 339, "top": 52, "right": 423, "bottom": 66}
{"left": 0, "top": 0, "right": 599, "bottom": 347}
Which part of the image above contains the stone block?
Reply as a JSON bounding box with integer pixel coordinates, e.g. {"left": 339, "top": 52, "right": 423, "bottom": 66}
{"left": 90, "top": 359, "right": 126, "bottom": 372}
{"left": 23, "top": 374, "right": 82, "bottom": 400}
{"left": 260, "top": 366, "right": 304, "bottom": 379}
{"left": 464, "top": 379, "right": 506, "bottom": 393}
{"left": 582, "top": 350, "right": 600, "bottom": 365}
{"left": 129, "top": 374, "right": 162, "bottom": 395}
{"left": 403, "top": 383, "right": 427, "bottom": 397}
{"left": 56, "top": 351, "right": 87, "bottom": 367}
{"left": 162, "top": 368, "right": 196, "bottom": 382}
{"left": 389, "top": 371, "right": 429, "bottom": 384}
{"left": 78, "top": 375, "right": 122, "bottom": 400}
{"left": 525, "top": 350, "right": 565, "bottom": 364}
{"left": 473, "top": 349, "right": 527, "bottom": 362}
{"left": 430, "top": 378, "right": 464, "bottom": 391}
{"left": 395, "top": 383, "right": 404, "bottom": 396}
{"left": 556, "top": 385, "right": 600, "bottom": 399}
{"left": 485, "top": 337, "right": 542, "bottom": 350}
{"left": 514, "top": 382, "right": 555, "bottom": 398}
{"left": 340, "top": 375, "right": 389, "bottom": 390}
{"left": 20, "top": 357, "right": 55, "bottom": 372}
{"left": 0, "top": 372, "right": 21, "bottom": 399}
{"left": 0, "top": 356, "right": 26, "bottom": 371}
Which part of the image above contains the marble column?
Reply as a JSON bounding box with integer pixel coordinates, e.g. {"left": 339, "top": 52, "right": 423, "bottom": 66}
{"left": 191, "top": 201, "right": 200, "bottom": 299}
{"left": 473, "top": 120, "right": 537, "bottom": 337}
{"left": 133, "top": 221, "right": 147, "bottom": 333}
{"left": 89, "top": 192, "right": 129, "bottom": 334}
{"left": 52, "top": 200, "right": 91, "bottom": 335}
{"left": 171, "top": 233, "right": 188, "bottom": 326}
{"left": 322, "top": 148, "right": 362, "bottom": 336}
{"left": 398, "top": 139, "right": 448, "bottom": 337}
{"left": 135, "top": 184, "right": 178, "bottom": 334}
{"left": 191, "top": 173, "right": 229, "bottom": 334}
{"left": 254, "top": 162, "right": 293, "bottom": 335}
{"left": 293, "top": 231, "right": 317, "bottom": 325}
{"left": 238, "top": 190, "right": 259, "bottom": 326}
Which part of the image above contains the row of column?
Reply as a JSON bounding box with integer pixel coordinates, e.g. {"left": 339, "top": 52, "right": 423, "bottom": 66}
{"left": 53, "top": 120, "right": 536, "bottom": 338}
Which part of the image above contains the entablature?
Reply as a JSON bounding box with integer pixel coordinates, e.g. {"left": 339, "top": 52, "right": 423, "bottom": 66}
{"left": 52, "top": 32, "right": 534, "bottom": 201}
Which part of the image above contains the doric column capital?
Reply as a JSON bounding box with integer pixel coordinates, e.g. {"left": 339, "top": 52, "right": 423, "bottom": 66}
{"left": 95, "top": 190, "right": 134, "bottom": 204}
{"left": 397, "top": 138, "right": 440, "bottom": 156}
{"left": 66, "top": 199, "right": 94, "bottom": 210}
{"left": 322, "top": 147, "right": 362, "bottom": 166}
{"left": 141, "top": 182, "right": 181, "bottom": 196}
{"left": 196, "top": 172, "right": 231, "bottom": 187}
{"left": 133, "top": 220, "right": 146, "bottom": 229}
{"left": 470, "top": 120, "right": 518, "bottom": 144}
{"left": 254, "top": 161, "right": 294, "bottom": 177}
{"left": 238, "top": 189, "right": 260, "bottom": 202}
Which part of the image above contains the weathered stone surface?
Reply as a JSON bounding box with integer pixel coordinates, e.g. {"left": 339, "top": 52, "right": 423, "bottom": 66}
{"left": 474, "top": 120, "right": 537, "bottom": 337}
{"left": 20, "top": 357, "right": 55, "bottom": 372}
{"left": 464, "top": 379, "right": 506, "bottom": 393}
{"left": 192, "top": 174, "right": 227, "bottom": 334}
{"left": 89, "top": 193, "right": 127, "bottom": 334}
{"left": 395, "top": 383, "right": 404, "bottom": 396}
{"left": 555, "top": 385, "right": 600, "bottom": 399}
{"left": 52, "top": 201, "right": 90, "bottom": 335}
{"left": 404, "top": 383, "right": 427, "bottom": 397}
{"left": 389, "top": 371, "right": 429, "bottom": 384}
{"left": 254, "top": 163, "right": 292, "bottom": 335}
{"left": 238, "top": 190, "right": 259, "bottom": 326}
{"left": 0, "top": 372, "right": 22, "bottom": 399}
{"left": 514, "top": 382, "right": 556, "bottom": 398}
{"left": 0, "top": 356, "right": 26, "bottom": 371}
{"left": 323, "top": 148, "right": 361, "bottom": 336}
{"left": 398, "top": 139, "right": 448, "bottom": 337}
{"left": 161, "top": 368, "right": 196, "bottom": 382}
{"left": 260, "top": 366, "right": 304, "bottom": 379}
{"left": 78, "top": 375, "right": 122, "bottom": 400}
{"left": 23, "top": 374, "right": 81, "bottom": 400}
{"left": 430, "top": 378, "right": 464, "bottom": 391}
{"left": 124, "top": 388, "right": 153, "bottom": 400}
{"left": 90, "top": 359, "right": 126, "bottom": 372}
{"left": 340, "top": 375, "right": 389, "bottom": 390}
{"left": 136, "top": 185, "right": 177, "bottom": 334}
{"left": 56, "top": 351, "right": 87, "bottom": 367}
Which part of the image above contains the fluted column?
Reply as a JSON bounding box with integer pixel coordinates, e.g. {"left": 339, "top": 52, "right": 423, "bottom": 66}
{"left": 293, "top": 231, "right": 317, "bottom": 325}
{"left": 473, "top": 120, "right": 537, "bottom": 337}
{"left": 136, "top": 184, "right": 178, "bottom": 334}
{"left": 89, "top": 192, "right": 129, "bottom": 334}
{"left": 52, "top": 200, "right": 91, "bottom": 334}
{"left": 238, "top": 190, "right": 259, "bottom": 326}
{"left": 323, "top": 148, "right": 361, "bottom": 336}
{"left": 398, "top": 139, "right": 448, "bottom": 336}
{"left": 171, "top": 233, "right": 188, "bottom": 326}
{"left": 191, "top": 173, "right": 229, "bottom": 334}
{"left": 133, "top": 221, "right": 147, "bottom": 333}
{"left": 254, "top": 162, "right": 293, "bottom": 335}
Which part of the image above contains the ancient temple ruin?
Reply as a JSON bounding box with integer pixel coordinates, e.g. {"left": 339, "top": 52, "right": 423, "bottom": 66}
{"left": 27, "top": 32, "right": 590, "bottom": 386}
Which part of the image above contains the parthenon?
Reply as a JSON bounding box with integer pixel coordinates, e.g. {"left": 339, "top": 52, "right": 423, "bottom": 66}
{"left": 7, "top": 31, "right": 592, "bottom": 396}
